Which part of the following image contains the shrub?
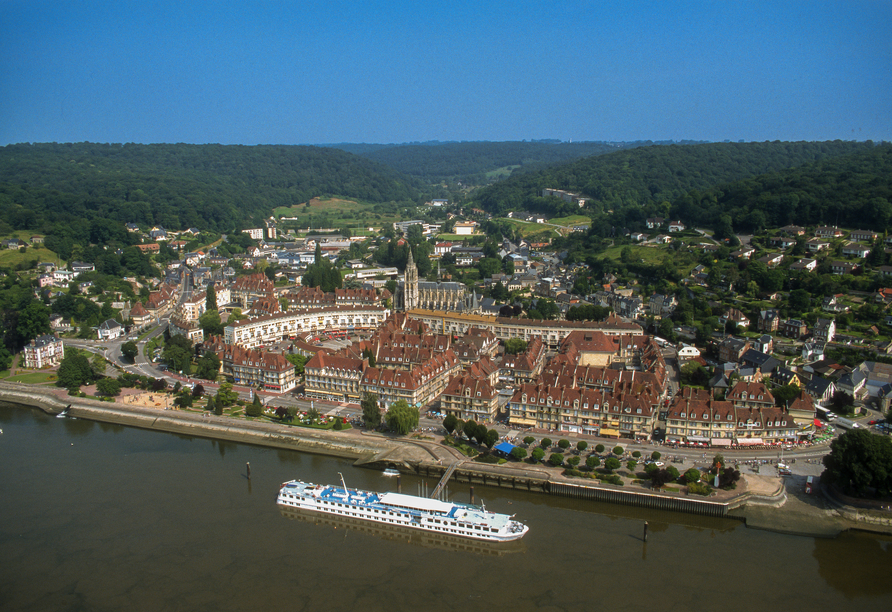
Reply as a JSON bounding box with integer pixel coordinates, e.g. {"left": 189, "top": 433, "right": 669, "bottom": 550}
{"left": 523, "top": 436, "right": 535, "bottom": 446}
{"left": 540, "top": 437, "right": 552, "bottom": 448}
{"left": 567, "top": 455, "right": 581, "bottom": 467}
{"left": 531, "top": 448, "right": 545, "bottom": 462}
{"left": 651, "top": 451, "right": 662, "bottom": 461}
{"left": 684, "top": 468, "right": 702, "bottom": 484}
{"left": 548, "top": 453, "right": 564, "bottom": 467}
{"left": 626, "top": 460, "right": 637, "bottom": 471}
{"left": 687, "top": 481, "right": 713, "bottom": 496}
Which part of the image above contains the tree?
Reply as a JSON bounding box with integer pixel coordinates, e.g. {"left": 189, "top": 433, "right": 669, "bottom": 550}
{"left": 215, "top": 382, "right": 238, "bottom": 407}
{"left": 531, "top": 448, "right": 545, "bottom": 462}
{"left": 612, "top": 445, "right": 624, "bottom": 456}
{"left": 822, "top": 429, "right": 892, "bottom": 497}
{"left": 15, "top": 301, "right": 51, "bottom": 349}
{"left": 632, "top": 450, "right": 641, "bottom": 459}
{"left": 558, "top": 439, "right": 570, "bottom": 450}
{"left": 523, "top": 435, "right": 535, "bottom": 446}
{"left": 57, "top": 351, "right": 93, "bottom": 390}
{"left": 205, "top": 395, "right": 217, "bottom": 413}
{"left": 540, "top": 437, "right": 552, "bottom": 449}
{"left": 595, "top": 444, "right": 605, "bottom": 453}
{"left": 484, "top": 429, "right": 499, "bottom": 449}
{"left": 510, "top": 447, "right": 527, "bottom": 461}
{"left": 192, "top": 383, "right": 205, "bottom": 398}
{"left": 567, "top": 456, "right": 581, "bottom": 467}
{"left": 246, "top": 394, "right": 263, "bottom": 417}
{"left": 385, "top": 400, "right": 418, "bottom": 435}
{"left": 121, "top": 341, "right": 139, "bottom": 362}
{"left": 504, "top": 338, "right": 528, "bottom": 355}
{"left": 175, "top": 391, "right": 193, "bottom": 408}
{"left": 829, "top": 390, "right": 854, "bottom": 415}
{"left": 285, "top": 353, "right": 308, "bottom": 375}
{"left": 0, "top": 346, "right": 12, "bottom": 372}
{"left": 199, "top": 309, "right": 224, "bottom": 337}
{"left": 651, "top": 468, "right": 675, "bottom": 488}
{"left": 548, "top": 453, "right": 564, "bottom": 467}
{"left": 684, "top": 468, "right": 702, "bottom": 484}
{"left": 576, "top": 441, "right": 588, "bottom": 453}
{"left": 95, "top": 377, "right": 121, "bottom": 397}
{"left": 604, "top": 457, "right": 621, "bottom": 472}
{"left": 443, "top": 412, "right": 458, "bottom": 434}
{"left": 206, "top": 284, "right": 217, "bottom": 312}
{"left": 195, "top": 353, "right": 221, "bottom": 381}
{"left": 361, "top": 392, "right": 382, "bottom": 428}
{"left": 651, "top": 451, "right": 662, "bottom": 461}
{"left": 626, "top": 459, "right": 637, "bottom": 471}
{"left": 586, "top": 455, "right": 600, "bottom": 470}
{"left": 789, "top": 288, "right": 811, "bottom": 314}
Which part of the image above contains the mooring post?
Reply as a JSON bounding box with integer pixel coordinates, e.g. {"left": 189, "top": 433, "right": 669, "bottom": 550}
{"left": 643, "top": 521, "right": 648, "bottom": 542}
{"left": 397, "top": 475, "right": 401, "bottom": 494}
{"left": 470, "top": 485, "right": 475, "bottom": 504}
{"left": 246, "top": 462, "right": 251, "bottom": 479}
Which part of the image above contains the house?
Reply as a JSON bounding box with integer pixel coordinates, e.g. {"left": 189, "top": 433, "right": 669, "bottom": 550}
{"left": 812, "top": 318, "right": 836, "bottom": 343}
{"left": 822, "top": 295, "right": 849, "bottom": 313}
{"left": 841, "top": 242, "right": 871, "bottom": 258}
{"left": 677, "top": 345, "right": 701, "bottom": 359}
{"left": 801, "top": 342, "right": 824, "bottom": 361}
{"left": 741, "top": 348, "right": 781, "bottom": 377}
{"left": 780, "top": 225, "right": 806, "bottom": 236}
{"left": 789, "top": 258, "right": 818, "bottom": 272}
{"left": 806, "top": 238, "right": 830, "bottom": 253}
{"left": 667, "top": 220, "right": 686, "bottom": 232}
{"left": 22, "top": 334, "right": 64, "bottom": 369}
{"left": 849, "top": 230, "right": 878, "bottom": 242}
{"left": 757, "top": 309, "right": 781, "bottom": 333}
{"left": 731, "top": 247, "right": 755, "bottom": 259}
{"left": 805, "top": 376, "right": 835, "bottom": 406}
{"left": 752, "top": 334, "right": 774, "bottom": 354}
{"left": 773, "top": 367, "right": 801, "bottom": 387}
{"left": 836, "top": 369, "right": 867, "bottom": 400}
{"left": 758, "top": 253, "right": 784, "bottom": 268}
{"left": 719, "top": 308, "right": 750, "bottom": 329}
{"left": 815, "top": 226, "right": 844, "bottom": 238}
{"left": 770, "top": 236, "right": 797, "bottom": 249}
{"left": 786, "top": 390, "right": 817, "bottom": 422}
{"left": 97, "top": 319, "right": 124, "bottom": 341}
{"left": 726, "top": 380, "right": 775, "bottom": 409}
{"left": 781, "top": 319, "right": 808, "bottom": 339}
{"left": 718, "top": 337, "right": 750, "bottom": 364}
{"left": 646, "top": 217, "right": 664, "bottom": 229}
{"left": 830, "top": 261, "right": 859, "bottom": 275}
{"left": 631, "top": 232, "right": 647, "bottom": 242}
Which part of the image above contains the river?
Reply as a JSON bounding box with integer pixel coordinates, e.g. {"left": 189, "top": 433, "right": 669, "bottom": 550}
{"left": 2, "top": 404, "right": 891, "bottom": 612}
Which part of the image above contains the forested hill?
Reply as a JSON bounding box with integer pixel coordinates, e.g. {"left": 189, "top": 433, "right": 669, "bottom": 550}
{"left": 344, "top": 140, "right": 704, "bottom": 185}
{"left": 672, "top": 142, "right": 892, "bottom": 233}
{"left": 0, "top": 142, "right": 420, "bottom": 234}
{"left": 473, "top": 141, "right": 877, "bottom": 220}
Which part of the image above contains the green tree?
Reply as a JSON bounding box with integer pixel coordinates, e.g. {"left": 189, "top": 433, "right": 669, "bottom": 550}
{"left": 285, "top": 353, "right": 308, "bottom": 376}
{"left": 548, "top": 453, "right": 564, "bottom": 467}
{"left": 484, "top": 429, "right": 499, "bottom": 449}
{"left": 443, "top": 412, "right": 458, "bottom": 434}
{"left": 576, "top": 441, "right": 588, "bottom": 453}
{"left": 788, "top": 288, "right": 811, "bottom": 314}
{"left": 361, "top": 392, "right": 381, "bottom": 428}
{"left": 195, "top": 352, "right": 221, "bottom": 381}
{"left": 595, "top": 444, "right": 605, "bottom": 453}
{"left": 206, "top": 395, "right": 216, "bottom": 412}
{"left": 199, "top": 309, "right": 224, "bottom": 337}
{"left": 558, "top": 439, "right": 570, "bottom": 450}
{"left": 510, "top": 447, "right": 527, "bottom": 461}
{"left": 684, "top": 468, "right": 702, "bottom": 484}
{"left": 15, "top": 301, "right": 51, "bottom": 349}
{"left": 612, "top": 445, "right": 624, "bottom": 455}
{"left": 586, "top": 455, "right": 600, "bottom": 470}
{"left": 604, "top": 457, "right": 621, "bottom": 472}
{"left": 57, "top": 351, "right": 93, "bottom": 390}
{"left": 823, "top": 429, "right": 892, "bottom": 497}
{"left": 651, "top": 451, "right": 662, "bottom": 461}
{"left": 504, "top": 338, "right": 528, "bottom": 354}
{"left": 385, "top": 400, "right": 419, "bottom": 435}
{"left": 215, "top": 382, "right": 238, "bottom": 407}
{"left": 121, "top": 340, "right": 139, "bottom": 362}
{"left": 829, "top": 390, "right": 854, "bottom": 415}
{"left": 523, "top": 436, "right": 535, "bottom": 446}
{"left": 567, "top": 455, "right": 581, "bottom": 467}
{"left": 95, "top": 377, "right": 121, "bottom": 397}
{"left": 246, "top": 394, "right": 263, "bottom": 417}
{"left": 540, "top": 437, "right": 552, "bottom": 449}
{"left": 206, "top": 284, "right": 217, "bottom": 312}
{"left": 531, "top": 448, "right": 545, "bottom": 462}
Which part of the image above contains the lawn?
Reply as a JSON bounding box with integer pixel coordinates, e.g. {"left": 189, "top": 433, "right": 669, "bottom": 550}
{"left": 549, "top": 214, "right": 592, "bottom": 227}
{"left": 485, "top": 165, "right": 520, "bottom": 180}
{"left": 497, "top": 218, "right": 561, "bottom": 239}
{"left": 602, "top": 244, "right": 670, "bottom": 265}
{"left": 0, "top": 246, "right": 63, "bottom": 269}
{"left": 274, "top": 196, "right": 406, "bottom": 228}
{"left": 6, "top": 371, "right": 58, "bottom": 384}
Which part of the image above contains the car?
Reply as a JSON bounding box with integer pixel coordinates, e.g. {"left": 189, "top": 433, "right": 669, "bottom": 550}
{"left": 645, "top": 460, "right": 665, "bottom": 467}
{"left": 869, "top": 420, "right": 878, "bottom": 425}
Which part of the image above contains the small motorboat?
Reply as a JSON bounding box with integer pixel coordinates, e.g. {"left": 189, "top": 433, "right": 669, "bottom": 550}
{"left": 383, "top": 468, "right": 400, "bottom": 477}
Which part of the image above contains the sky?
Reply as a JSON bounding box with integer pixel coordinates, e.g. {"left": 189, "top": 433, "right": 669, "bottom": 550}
{"left": 1, "top": 1, "right": 890, "bottom": 146}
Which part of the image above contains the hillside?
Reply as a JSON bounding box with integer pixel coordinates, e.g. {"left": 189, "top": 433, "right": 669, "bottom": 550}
{"left": 473, "top": 141, "right": 878, "bottom": 223}
{"left": 344, "top": 140, "right": 706, "bottom": 185}
{"left": 0, "top": 142, "right": 421, "bottom": 235}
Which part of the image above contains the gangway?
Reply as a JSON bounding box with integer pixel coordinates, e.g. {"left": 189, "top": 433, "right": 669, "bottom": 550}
{"left": 430, "top": 460, "right": 460, "bottom": 500}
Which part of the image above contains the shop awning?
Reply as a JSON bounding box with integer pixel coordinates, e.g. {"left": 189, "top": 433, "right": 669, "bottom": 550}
{"left": 666, "top": 436, "right": 682, "bottom": 442}
{"left": 600, "top": 428, "right": 620, "bottom": 437}
{"left": 687, "top": 436, "right": 709, "bottom": 443}
{"left": 711, "top": 438, "right": 732, "bottom": 447}
{"left": 736, "top": 438, "right": 764, "bottom": 445}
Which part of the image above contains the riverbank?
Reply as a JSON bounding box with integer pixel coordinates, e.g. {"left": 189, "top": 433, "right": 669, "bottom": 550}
{"left": 3, "top": 381, "right": 890, "bottom": 536}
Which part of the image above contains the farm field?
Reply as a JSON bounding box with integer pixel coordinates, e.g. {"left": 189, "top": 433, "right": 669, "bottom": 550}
{"left": 274, "top": 196, "right": 407, "bottom": 229}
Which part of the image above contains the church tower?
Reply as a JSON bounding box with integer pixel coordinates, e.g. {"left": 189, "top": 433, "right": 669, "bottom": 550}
{"left": 403, "top": 247, "right": 419, "bottom": 311}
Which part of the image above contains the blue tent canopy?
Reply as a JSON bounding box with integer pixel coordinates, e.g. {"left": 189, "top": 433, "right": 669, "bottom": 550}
{"left": 494, "top": 441, "right": 516, "bottom": 455}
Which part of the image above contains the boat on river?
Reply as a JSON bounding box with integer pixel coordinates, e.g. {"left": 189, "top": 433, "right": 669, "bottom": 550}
{"left": 277, "top": 473, "right": 528, "bottom": 542}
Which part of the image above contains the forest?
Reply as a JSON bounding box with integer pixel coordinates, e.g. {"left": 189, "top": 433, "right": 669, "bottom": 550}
{"left": 0, "top": 142, "right": 422, "bottom": 236}
{"left": 472, "top": 140, "right": 879, "bottom": 223}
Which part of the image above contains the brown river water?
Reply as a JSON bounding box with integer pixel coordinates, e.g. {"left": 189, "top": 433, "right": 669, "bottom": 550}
{"left": 1, "top": 404, "right": 890, "bottom": 612}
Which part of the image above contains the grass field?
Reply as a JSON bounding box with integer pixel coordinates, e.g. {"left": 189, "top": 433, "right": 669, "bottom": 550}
{"left": 274, "top": 196, "right": 405, "bottom": 228}
{"left": 0, "top": 246, "right": 62, "bottom": 269}
{"left": 6, "top": 371, "right": 58, "bottom": 384}
{"left": 549, "top": 215, "right": 592, "bottom": 227}
{"left": 602, "top": 244, "right": 673, "bottom": 265}
{"left": 485, "top": 165, "right": 520, "bottom": 180}
{"left": 498, "top": 218, "right": 561, "bottom": 239}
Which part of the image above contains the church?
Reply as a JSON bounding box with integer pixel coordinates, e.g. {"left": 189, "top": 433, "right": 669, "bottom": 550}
{"left": 396, "top": 248, "right": 480, "bottom": 312}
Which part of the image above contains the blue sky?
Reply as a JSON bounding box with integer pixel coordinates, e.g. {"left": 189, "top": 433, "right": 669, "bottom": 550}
{"left": 1, "top": 1, "right": 889, "bottom": 145}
